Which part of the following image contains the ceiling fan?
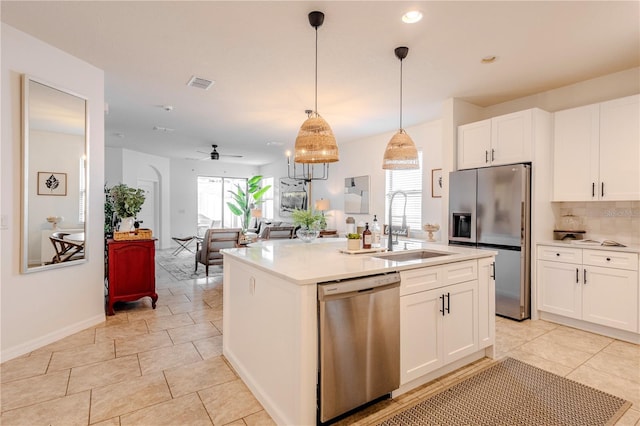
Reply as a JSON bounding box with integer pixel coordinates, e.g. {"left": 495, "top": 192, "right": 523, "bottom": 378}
{"left": 197, "top": 144, "right": 243, "bottom": 160}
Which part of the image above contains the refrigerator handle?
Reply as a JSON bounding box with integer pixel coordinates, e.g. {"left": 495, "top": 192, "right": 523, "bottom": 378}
{"left": 521, "top": 202, "right": 525, "bottom": 243}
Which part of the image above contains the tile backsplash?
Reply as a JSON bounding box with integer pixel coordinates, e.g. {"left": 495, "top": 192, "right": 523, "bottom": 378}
{"left": 552, "top": 201, "right": 640, "bottom": 246}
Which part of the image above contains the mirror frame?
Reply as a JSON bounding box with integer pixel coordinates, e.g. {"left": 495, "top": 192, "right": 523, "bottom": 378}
{"left": 21, "top": 75, "right": 89, "bottom": 273}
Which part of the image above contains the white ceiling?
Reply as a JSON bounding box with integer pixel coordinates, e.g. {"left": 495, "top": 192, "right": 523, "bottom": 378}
{"left": 2, "top": 1, "right": 639, "bottom": 166}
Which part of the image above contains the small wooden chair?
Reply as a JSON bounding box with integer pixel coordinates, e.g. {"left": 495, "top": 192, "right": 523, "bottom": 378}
{"left": 49, "top": 232, "right": 85, "bottom": 263}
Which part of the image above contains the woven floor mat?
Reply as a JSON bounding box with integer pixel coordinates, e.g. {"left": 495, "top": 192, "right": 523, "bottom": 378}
{"left": 378, "top": 357, "right": 631, "bottom": 426}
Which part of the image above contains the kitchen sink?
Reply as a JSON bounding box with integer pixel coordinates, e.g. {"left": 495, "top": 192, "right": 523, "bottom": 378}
{"left": 371, "top": 250, "right": 452, "bottom": 262}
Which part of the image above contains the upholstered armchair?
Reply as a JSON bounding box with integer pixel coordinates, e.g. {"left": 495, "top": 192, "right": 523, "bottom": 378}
{"left": 261, "top": 225, "right": 296, "bottom": 240}
{"left": 195, "top": 228, "right": 242, "bottom": 276}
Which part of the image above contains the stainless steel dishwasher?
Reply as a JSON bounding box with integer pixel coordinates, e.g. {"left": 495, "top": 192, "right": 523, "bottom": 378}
{"left": 318, "top": 272, "right": 400, "bottom": 423}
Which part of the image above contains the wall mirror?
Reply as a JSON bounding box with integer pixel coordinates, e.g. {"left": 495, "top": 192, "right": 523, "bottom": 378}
{"left": 344, "top": 175, "right": 370, "bottom": 214}
{"left": 22, "top": 75, "right": 88, "bottom": 273}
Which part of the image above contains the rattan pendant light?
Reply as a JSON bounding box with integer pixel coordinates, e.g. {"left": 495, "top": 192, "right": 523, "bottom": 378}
{"left": 382, "top": 46, "right": 419, "bottom": 170}
{"left": 294, "top": 11, "right": 339, "bottom": 164}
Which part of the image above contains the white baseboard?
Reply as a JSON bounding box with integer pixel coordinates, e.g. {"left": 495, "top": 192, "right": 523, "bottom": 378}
{"left": 1, "top": 313, "right": 105, "bottom": 362}
{"left": 539, "top": 311, "right": 640, "bottom": 344}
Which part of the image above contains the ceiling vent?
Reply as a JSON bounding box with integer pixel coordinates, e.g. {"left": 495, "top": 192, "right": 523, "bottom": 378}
{"left": 186, "top": 75, "right": 215, "bottom": 90}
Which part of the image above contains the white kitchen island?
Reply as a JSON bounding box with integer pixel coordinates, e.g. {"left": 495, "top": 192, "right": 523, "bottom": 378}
{"left": 222, "top": 239, "right": 496, "bottom": 425}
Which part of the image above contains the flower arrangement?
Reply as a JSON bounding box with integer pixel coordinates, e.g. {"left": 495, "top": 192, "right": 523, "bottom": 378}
{"left": 108, "top": 184, "right": 146, "bottom": 218}
{"left": 291, "top": 208, "right": 323, "bottom": 230}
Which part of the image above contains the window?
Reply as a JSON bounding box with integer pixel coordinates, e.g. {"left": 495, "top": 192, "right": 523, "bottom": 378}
{"left": 385, "top": 152, "right": 423, "bottom": 234}
{"left": 261, "top": 177, "right": 275, "bottom": 219}
{"left": 197, "top": 176, "right": 246, "bottom": 236}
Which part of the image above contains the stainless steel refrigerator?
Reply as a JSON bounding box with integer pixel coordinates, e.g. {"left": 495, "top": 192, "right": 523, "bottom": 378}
{"left": 449, "top": 163, "right": 531, "bottom": 320}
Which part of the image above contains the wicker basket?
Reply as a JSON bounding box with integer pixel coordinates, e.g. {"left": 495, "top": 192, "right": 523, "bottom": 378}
{"left": 113, "top": 228, "right": 153, "bottom": 241}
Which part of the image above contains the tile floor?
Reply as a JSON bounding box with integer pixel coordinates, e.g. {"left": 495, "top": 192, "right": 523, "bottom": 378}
{"left": 1, "top": 251, "right": 639, "bottom": 425}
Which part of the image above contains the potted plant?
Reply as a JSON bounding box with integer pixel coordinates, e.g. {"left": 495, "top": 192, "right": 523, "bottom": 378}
{"left": 109, "top": 184, "right": 146, "bottom": 232}
{"left": 291, "top": 208, "right": 322, "bottom": 242}
{"left": 346, "top": 233, "right": 361, "bottom": 250}
{"left": 227, "top": 175, "right": 271, "bottom": 233}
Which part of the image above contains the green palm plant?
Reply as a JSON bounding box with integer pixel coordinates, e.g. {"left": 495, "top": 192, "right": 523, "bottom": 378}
{"left": 226, "top": 175, "right": 271, "bottom": 232}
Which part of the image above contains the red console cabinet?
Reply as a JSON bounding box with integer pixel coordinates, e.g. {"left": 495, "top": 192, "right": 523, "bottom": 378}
{"left": 107, "top": 239, "right": 158, "bottom": 315}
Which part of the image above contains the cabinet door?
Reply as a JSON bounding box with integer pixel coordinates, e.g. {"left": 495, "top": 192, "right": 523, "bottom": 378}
{"left": 582, "top": 266, "right": 638, "bottom": 332}
{"left": 599, "top": 94, "right": 640, "bottom": 201}
{"left": 442, "top": 281, "right": 478, "bottom": 364}
{"left": 400, "top": 289, "right": 443, "bottom": 384}
{"left": 491, "top": 110, "right": 532, "bottom": 165}
{"left": 552, "top": 104, "right": 599, "bottom": 201}
{"left": 109, "top": 241, "right": 155, "bottom": 297}
{"left": 457, "top": 119, "right": 491, "bottom": 170}
{"left": 537, "top": 260, "right": 582, "bottom": 319}
{"left": 477, "top": 258, "right": 495, "bottom": 349}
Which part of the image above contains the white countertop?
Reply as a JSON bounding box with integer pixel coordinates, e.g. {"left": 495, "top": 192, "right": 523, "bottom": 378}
{"left": 222, "top": 238, "right": 496, "bottom": 285}
{"left": 538, "top": 240, "right": 640, "bottom": 254}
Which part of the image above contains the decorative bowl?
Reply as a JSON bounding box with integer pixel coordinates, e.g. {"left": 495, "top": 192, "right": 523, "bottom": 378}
{"left": 296, "top": 228, "right": 319, "bottom": 243}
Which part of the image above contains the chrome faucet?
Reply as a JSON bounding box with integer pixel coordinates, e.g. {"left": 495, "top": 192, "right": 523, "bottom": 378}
{"left": 387, "top": 190, "right": 408, "bottom": 251}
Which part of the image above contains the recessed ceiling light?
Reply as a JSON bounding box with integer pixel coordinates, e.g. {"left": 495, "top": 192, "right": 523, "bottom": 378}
{"left": 481, "top": 56, "right": 497, "bottom": 64}
{"left": 402, "top": 10, "right": 423, "bottom": 24}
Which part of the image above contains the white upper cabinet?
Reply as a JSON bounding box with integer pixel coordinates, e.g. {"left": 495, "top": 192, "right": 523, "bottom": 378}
{"left": 458, "top": 119, "right": 491, "bottom": 169}
{"left": 457, "top": 110, "right": 536, "bottom": 170}
{"left": 553, "top": 94, "right": 640, "bottom": 201}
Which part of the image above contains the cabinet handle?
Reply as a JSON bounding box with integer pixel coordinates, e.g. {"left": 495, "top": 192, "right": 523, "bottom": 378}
{"left": 583, "top": 269, "right": 587, "bottom": 285}
{"left": 491, "top": 149, "right": 495, "bottom": 162}
{"left": 606, "top": 257, "right": 611, "bottom": 262}
{"left": 440, "top": 294, "right": 445, "bottom": 316}
{"left": 601, "top": 182, "right": 604, "bottom": 197}
{"left": 592, "top": 182, "right": 595, "bottom": 198}
{"left": 485, "top": 150, "right": 489, "bottom": 163}
{"left": 490, "top": 262, "right": 496, "bottom": 279}
{"left": 576, "top": 268, "right": 579, "bottom": 283}
{"left": 556, "top": 253, "right": 560, "bottom": 257}
{"left": 446, "top": 292, "right": 451, "bottom": 314}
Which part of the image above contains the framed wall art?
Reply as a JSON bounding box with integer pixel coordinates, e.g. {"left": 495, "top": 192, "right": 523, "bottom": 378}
{"left": 344, "top": 175, "right": 370, "bottom": 214}
{"left": 37, "top": 172, "right": 67, "bottom": 196}
{"left": 431, "top": 168, "right": 443, "bottom": 198}
{"left": 279, "top": 178, "right": 307, "bottom": 217}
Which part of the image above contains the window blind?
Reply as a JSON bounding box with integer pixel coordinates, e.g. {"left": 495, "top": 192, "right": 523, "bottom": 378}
{"left": 385, "top": 152, "right": 423, "bottom": 233}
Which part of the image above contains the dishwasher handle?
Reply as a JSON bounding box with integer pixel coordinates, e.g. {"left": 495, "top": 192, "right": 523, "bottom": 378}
{"left": 318, "top": 272, "right": 400, "bottom": 301}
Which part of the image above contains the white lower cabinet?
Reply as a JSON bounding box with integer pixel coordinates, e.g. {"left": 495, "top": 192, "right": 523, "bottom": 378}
{"left": 400, "top": 259, "right": 493, "bottom": 385}
{"left": 538, "top": 245, "right": 639, "bottom": 333}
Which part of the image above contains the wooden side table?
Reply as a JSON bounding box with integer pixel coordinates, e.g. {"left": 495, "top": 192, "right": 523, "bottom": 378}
{"left": 106, "top": 239, "right": 158, "bottom": 315}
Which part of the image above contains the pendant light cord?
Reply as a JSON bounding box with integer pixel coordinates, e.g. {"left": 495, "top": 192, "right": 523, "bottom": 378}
{"left": 315, "top": 25, "right": 318, "bottom": 116}
{"left": 399, "top": 58, "right": 403, "bottom": 130}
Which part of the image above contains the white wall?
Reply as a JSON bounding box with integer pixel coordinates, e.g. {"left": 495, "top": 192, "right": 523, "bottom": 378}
{"left": 265, "top": 120, "right": 444, "bottom": 239}
{"left": 482, "top": 67, "right": 640, "bottom": 117}
{"left": 105, "top": 147, "right": 171, "bottom": 249}
{"left": 1, "top": 24, "right": 105, "bottom": 361}
{"left": 27, "top": 131, "right": 84, "bottom": 264}
{"left": 170, "top": 159, "right": 258, "bottom": 239}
